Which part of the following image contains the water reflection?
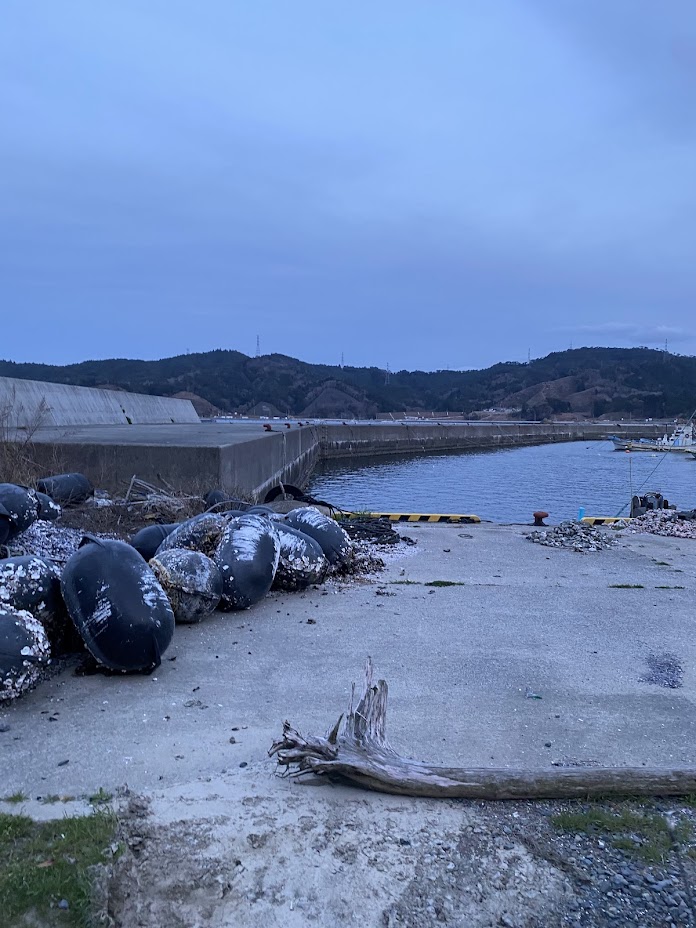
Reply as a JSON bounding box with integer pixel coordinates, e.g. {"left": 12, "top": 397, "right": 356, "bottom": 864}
{"left": 308, "top": 441, "right": 696, "bottom": 523}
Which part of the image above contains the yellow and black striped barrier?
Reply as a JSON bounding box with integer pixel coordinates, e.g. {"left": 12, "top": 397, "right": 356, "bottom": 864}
{"left": 345, "top": 512, "right": 481, "bottom": 524}
{"left": 581, "top": 516, "right": 629, "bottom": 525}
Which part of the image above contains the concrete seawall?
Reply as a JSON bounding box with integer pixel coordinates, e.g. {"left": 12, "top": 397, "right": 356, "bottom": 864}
{"left": 0, "top": 375, "right": 199, "bottom": 426}
{"left": 13, "top": 420, "right": 668, "bottom": 500}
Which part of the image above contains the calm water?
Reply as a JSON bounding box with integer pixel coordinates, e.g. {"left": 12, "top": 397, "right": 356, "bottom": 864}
{"left": 308, "top": 441, "right": 696, "bottom": 522}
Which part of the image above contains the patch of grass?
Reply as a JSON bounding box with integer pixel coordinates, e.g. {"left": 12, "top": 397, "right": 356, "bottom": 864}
{"left": 88, "top": 788, "right": 113, "bottom": 806}
{"left": 424, "top": 580, "right": 466, "bottom": 587}
{"left": 608, "top": 584, "right": 644, "bottom": 589}
{"left": 40, "top": 795, "right": 62, "bottom": 805}
{"left": 551, "top": 806, "right": 692, "bottom": 864}
{"left": 655, "top": 585, "right": 686, "bottom": 590}
{"left": 0, "top": 809, "right": 118, "bottom": 926}
{"left": 389, "top": 579, "right": 421, "bottom": 585}
{"left": 2, "top": 792, "right": 28, "bottom": 805}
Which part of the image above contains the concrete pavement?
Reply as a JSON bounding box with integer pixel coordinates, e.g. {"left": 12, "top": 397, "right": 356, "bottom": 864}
{"left": 1, "top": 523, "right": 695, "bottom": 802}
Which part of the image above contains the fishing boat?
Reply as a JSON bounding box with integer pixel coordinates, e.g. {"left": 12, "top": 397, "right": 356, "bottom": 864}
{"left": 610, "top": 422, "right": 695, "bottom": 453}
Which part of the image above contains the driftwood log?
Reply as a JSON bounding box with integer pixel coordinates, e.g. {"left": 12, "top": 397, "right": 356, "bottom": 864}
{"left": 269, "top": 660, "right": 696, "bottom": 800}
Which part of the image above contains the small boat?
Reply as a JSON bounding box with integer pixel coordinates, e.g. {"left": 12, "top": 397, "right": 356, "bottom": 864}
{"left": 610, "top": 422, "right": 695, "bottom": 453}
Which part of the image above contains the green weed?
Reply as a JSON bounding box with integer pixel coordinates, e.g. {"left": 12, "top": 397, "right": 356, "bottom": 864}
{"left": 424, "top": 580, "right": 466, "bottom": 587}
{"left": 551, "top": 806, "right": 692, "bottom": 864}
{"left": 0, "top": 809, "right": 118, "bottom": 926}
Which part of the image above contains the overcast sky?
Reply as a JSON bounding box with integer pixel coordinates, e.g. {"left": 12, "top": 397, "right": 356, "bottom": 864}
{"left": 1, "top": 1, "right": 695, "bottom": 371}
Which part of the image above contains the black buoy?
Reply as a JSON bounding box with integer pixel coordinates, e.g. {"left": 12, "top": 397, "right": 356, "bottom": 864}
{"left": 0, "top": 606, "right": 51, "bottom": 701}
{"left": 60, "top": 537, "right": 174, "bottom": 672}
{"left": 150, "top": 549, "right": 223, "bottom": 623}
{"left": 215, "top": 515, "right": 280, "bottom": 610}
{"left": 36, "top": 473, "right": 93, "bottom": 506}
{"left": 284, "top": 508, "right": 352, "bottom": 565}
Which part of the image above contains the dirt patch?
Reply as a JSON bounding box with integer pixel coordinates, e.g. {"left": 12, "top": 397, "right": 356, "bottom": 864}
{"left": 102, "top": 784, "right": 571, "bottom": 928}
{"left": 90, "top": 777, "right": 696, "bottom": 928}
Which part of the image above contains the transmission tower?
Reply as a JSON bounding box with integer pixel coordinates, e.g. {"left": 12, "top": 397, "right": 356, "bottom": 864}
{"left": 340, "top": 351, "right": 344, "bottom": 368}
{"left": 385, "top": 362, "right": 391, "bottom": 385}
{"left": 256, "top": 335, "right": 260, "bottom": 358}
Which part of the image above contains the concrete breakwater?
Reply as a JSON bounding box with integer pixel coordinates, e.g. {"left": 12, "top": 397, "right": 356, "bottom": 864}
{"left": 317, "top": 420, "right": 656, "bottom": 458}
{"left": 14, "top": 420, "right": 666, "bottom": 501}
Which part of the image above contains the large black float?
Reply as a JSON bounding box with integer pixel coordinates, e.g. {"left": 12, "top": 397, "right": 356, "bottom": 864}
{"left": 155, "top": 513, "right": 228, "bottom": 558}
{"left": 0, "top": 484, "right": 39, "bottom": 542}
{"left": 0, "top": 606, "right": 51, "bottom": 701}
{"left": 150, "top": 548, "right": 223, "bottom": 623}
{"left": 215, "top": 514, "right": 281, "bottom": 610}
{"left": 60, "top": 537, "right": 175, "bottom": 672}
{"left": 36, "top": 473, "right": 94, "bottom": 507}
{"left": 284, "top": 507, "right": 353, "bottom": 565}
{"left": 130, "top": 524, "right": 179, "bottom": 561}
{"left": 0, "top": 555, "right": 66, "bottom": 647}
{"left": 273, "top": 523, "right": 328, "bottom": 591}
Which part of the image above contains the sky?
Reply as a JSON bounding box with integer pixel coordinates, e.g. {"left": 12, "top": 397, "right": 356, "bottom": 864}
{"left": 1, "top": 1, "right": 695, "bottom": 372}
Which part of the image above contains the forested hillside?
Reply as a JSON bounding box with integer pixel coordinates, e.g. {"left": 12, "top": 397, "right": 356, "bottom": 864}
{"left": 1, "top": 347, "right": 694, "bottom": 420}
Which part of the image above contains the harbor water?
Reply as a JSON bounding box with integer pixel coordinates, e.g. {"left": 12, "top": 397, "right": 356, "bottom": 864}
{"left": 308, "top": 440, "right": 696, "bottom": 523}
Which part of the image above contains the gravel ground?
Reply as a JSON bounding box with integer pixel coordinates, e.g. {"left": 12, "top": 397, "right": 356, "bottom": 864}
{"left": 492, "top": 797, "right": 696, "bottom": 928}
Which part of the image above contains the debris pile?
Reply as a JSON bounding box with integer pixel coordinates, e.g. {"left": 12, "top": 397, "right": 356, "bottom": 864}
{"left": 526, "top": 520, "right": 618, "bottom": 552}
{"left": 616, "top": 509, "right": 696, "bottom": 540}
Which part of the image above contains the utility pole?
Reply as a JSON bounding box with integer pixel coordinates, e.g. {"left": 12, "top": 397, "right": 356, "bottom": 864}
{"left": 256, "top": 335, "right": 260, "bottom": 358}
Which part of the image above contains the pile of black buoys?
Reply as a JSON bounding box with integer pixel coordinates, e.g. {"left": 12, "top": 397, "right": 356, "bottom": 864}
{"left": 1, "top": 470, "right": 355, "bottom": 702}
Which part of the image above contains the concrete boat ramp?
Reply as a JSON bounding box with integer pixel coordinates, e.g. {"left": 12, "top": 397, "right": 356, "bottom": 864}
{"left": 4, "top": 523, "right": 695, "bottom": 797}
{"left": 2, "top": 525, "right": 695, "bottom": 925}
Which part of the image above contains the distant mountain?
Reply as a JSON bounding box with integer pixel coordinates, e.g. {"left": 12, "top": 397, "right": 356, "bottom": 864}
{"left": 1, "top": 347, "right": 695, "bottom": 420}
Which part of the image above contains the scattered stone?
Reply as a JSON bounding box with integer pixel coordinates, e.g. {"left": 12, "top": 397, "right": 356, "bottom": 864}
{"left": 616, "top": 509, "right": 696, "bottom": 540}
{"left": 526, "top": 521, "right": 618, "bottom": 552}
{"left": 640, "top": 653, "right": 684, "bottom": 689}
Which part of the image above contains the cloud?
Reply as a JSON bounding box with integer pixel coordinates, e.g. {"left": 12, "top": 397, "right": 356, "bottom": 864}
{"left": 562, "top": 324, "right": 695, "bottom": 345}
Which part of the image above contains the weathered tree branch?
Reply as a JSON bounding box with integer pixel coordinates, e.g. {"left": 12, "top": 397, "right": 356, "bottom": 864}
{"left": 269, "top": 659, "right": 696, "bottom": 799}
